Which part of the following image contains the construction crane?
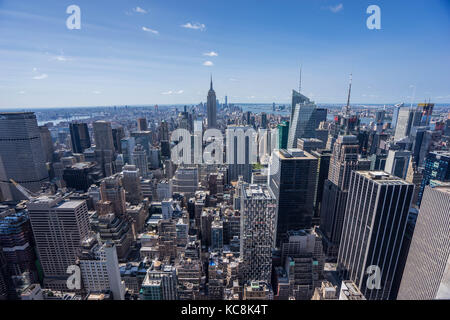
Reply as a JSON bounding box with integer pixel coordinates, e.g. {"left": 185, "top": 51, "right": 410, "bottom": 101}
{"left": 9, "top": 179, "right": 38, "bottom": 200}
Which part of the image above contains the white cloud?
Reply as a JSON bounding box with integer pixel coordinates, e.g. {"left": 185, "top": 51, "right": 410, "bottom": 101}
{"left": 203, "top": 61, "right": 214, "bottom": 67}
{"left": 181, "top": 22, "right": 206, "bottom": 31}
{"left": 142, "top": 27, "right": 159, "bottom": 34}
{"left": 51, "top": 55, "right": 71, "bottom": 62}
{"left": 161, "top": 90, "right": 184, "bottom": 95}
{"left": 229, "top": 78, "right": 239, "bottom": 82}
{"left": 435, "top": 94, "right": 450, "bottom": 100}
{"left": 33, "top": 73, "right": 48, "bottom": 80}
{"left": 327, "top": 4, "right": 343, "bottom": 13}
{"left": 133, "top": 7, "right": 148, "bottom": 14}
{"left": 18, "top": 91, "right": 25, "bottom": 95}
{"left": 203, "top": 51, "right": 218, "bottom": 57}
{"left": 92, "top": 90, "right": 101, "bottom": 94}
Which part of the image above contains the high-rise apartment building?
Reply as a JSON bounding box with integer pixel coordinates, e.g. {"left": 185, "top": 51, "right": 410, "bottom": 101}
{"left": 337, "top": 171, "right": 414, "bottom": 300}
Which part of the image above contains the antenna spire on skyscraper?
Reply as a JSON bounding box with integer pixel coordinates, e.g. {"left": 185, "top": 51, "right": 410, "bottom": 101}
{"left": 345, "top": 73, "right": 353, "bottom": 115}
{"left": 210, "top": 74, "right": 213, "bottom": 90}
{"left": 299, "top": 65, "right": 302, "bottom": 93}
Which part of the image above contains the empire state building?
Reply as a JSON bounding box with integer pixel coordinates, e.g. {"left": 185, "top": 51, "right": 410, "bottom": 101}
{"left": 207, "top": 76, "right": 217, "bottom": 129}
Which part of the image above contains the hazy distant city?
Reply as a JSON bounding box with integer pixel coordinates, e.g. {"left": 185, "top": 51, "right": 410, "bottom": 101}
{"left": 0, "top": 0, "right": 449, "bottom": 304}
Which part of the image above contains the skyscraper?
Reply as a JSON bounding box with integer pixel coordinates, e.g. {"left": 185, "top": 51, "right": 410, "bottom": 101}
{"left": 319, "top": 135, "right": 366, "bottom": 258}
{"left": 137, "top": 118, "right": 148, "bottom": 131}
{"left": 310, "top": 149, "right": 332, "bottom": 221}
{"left": 417, "top": 151, "right": 450, "bottom": 207}
{"left": 391, "top": 103, "right": 403, "bottom": 129}
{"left": 93, "top": 121, "right": 115, "bottom": 151}
{"left": 132, "top": 144, "right": 148, "bottom": 178}
{"left": 287, "top": 91, "right": 317, "bottom": 148}
{"left": 27, "top": 195, "right": 90, "bottom": 290}
{"left": 78, "top": 238, "right": 125, "bottom": 300}
{"left": 398, "top": 181, "right": 450, "bottom": 300}
{"left": 269, "top": 149, "right": 318, "bottom": 245}
{"left": 385, "top": 150, "right": 411, "bottom": 179}
{"left": 0, "top": 112, "right": 49, "bottom": 201}
{"left": 337, "top": 171, "right": 414, "bottom": 300}
{"left": 39, "top": 125, "right": 54, "bottom": 163}
{"left": 122, "top": 164, "right": 143, "bottom": 205}
{"left": 240, "top": 184, "right": 277, "bottom": 283}
{"left": 93, "top": 121, "right": 116, "bottom": 177}
{"left": 207, "top": 76, "right": 217, "bottom": 129}
{"left": 394, "top": 107, "right": 422, "bottom": 141}
{"left": 69, "top": 123, "right": 91, "bottom": 154}
{"left": 112, "top": 127, "right": 125, "bottom": 154}
{"left": 277, "top": 121, "right": 289, "bottom": 150}
{"left": 100, "top": 175, "right": 126, "bottom": 216}
{"left": 0, "top": 209, "right": 38, "bottom": 282}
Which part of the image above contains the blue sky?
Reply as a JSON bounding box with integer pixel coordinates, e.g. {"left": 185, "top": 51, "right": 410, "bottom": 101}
{"left": 0, "top": 0, "right": 449, "bottom": 108}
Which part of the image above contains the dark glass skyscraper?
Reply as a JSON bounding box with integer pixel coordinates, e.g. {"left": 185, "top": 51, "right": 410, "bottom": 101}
{"left": 287, "top": 91, "right": 317, "bottom": 148}
{"left": 269, "top": 149, "right": 318, "bottom": 245}
{"left": 69, "top": 122, "right": 91, "bottom": 154}
{"left": 417, "top": 151, "right": 450, "bottom": 206}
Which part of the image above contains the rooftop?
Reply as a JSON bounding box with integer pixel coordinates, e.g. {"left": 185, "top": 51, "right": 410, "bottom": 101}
{"left": 277, "top": 149, "right": 315, "bottom": 160}
{"left": 357, "top": 171, "right": 412, "bottom": 185}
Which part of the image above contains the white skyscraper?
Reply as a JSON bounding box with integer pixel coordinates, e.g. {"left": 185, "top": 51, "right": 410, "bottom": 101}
{"left": 79, "top": 238, "right": 125, "bottom": 300}
{"left": 27, "top": 195, "right": 90, "bottom": 290}
{"left": 240, "top": 184, "right": 277, "bottom": 284}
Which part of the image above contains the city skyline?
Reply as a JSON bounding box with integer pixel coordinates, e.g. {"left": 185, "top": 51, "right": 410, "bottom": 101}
{"left": 0, "top": 0, "right": 449, "bottom": 305}
{"left": 1, "top": 0, "right": 450, "bottom": 109}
